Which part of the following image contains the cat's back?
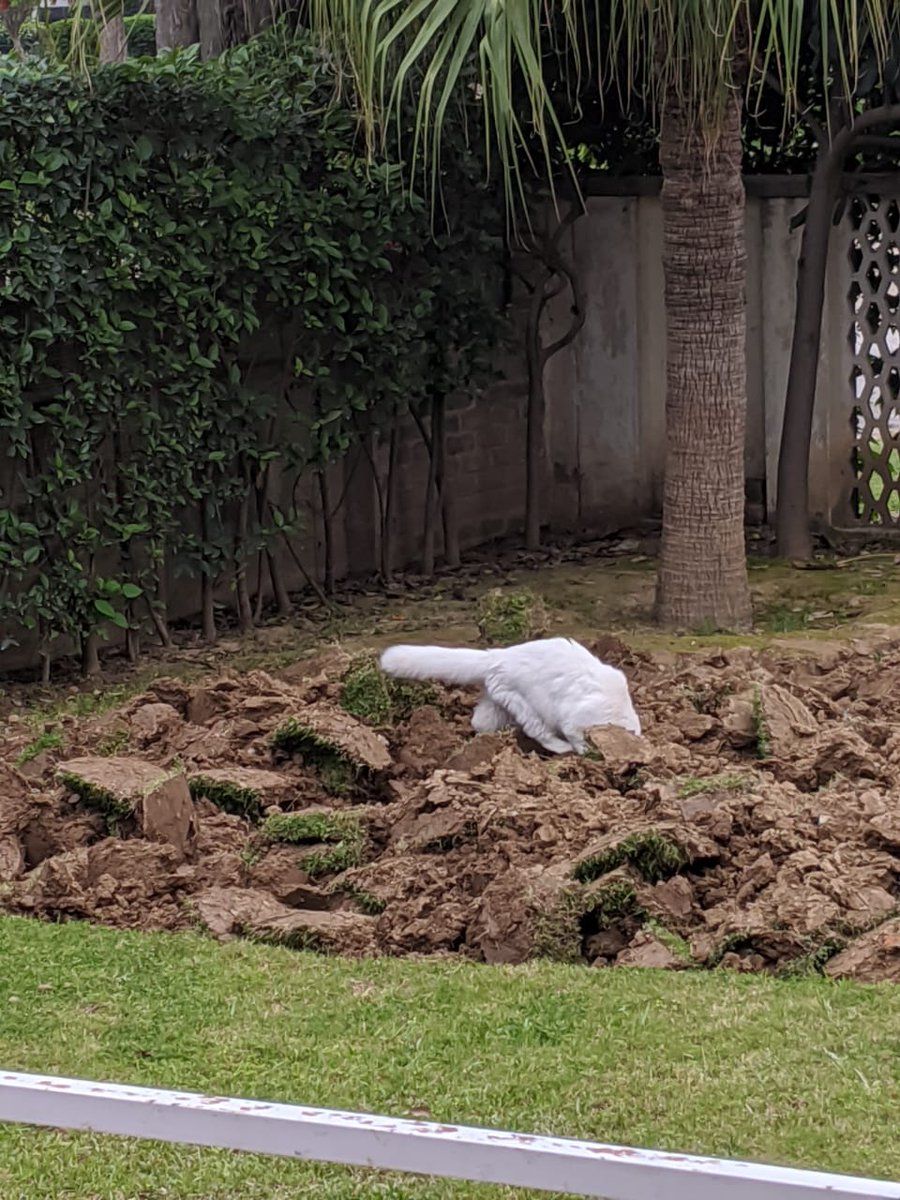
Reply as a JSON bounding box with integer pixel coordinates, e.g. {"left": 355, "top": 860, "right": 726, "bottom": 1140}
{"left": 494, "top": 637, "right": 614, "bottom": 691}
{"left": 497, "top": 637, "right": 578, "bottom": 671}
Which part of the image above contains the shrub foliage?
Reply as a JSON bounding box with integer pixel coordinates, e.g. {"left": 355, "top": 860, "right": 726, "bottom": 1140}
{"left": 0, "top": 33, "right": 507, "bottom": 673}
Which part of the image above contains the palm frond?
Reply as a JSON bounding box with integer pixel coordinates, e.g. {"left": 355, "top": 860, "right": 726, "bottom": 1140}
{"left": 302, "top": 1, "right": 900, "bottom": 218}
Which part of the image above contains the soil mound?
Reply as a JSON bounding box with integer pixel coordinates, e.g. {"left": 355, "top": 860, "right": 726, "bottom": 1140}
{"left": 3, "top": 637, "right": 900, "bottom": 981}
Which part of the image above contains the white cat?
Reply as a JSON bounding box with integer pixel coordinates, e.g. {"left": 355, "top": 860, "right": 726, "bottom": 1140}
{"left": 379, "top": 636, "right": 640, "bottom": 755}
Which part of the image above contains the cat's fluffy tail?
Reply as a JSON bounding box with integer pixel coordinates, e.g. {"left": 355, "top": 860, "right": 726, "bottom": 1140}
{"left": 380, "top": 644, "right": 490, "bottom": 687}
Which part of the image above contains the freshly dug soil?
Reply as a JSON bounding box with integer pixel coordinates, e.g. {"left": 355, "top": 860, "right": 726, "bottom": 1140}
{"left": 3, "top": 633, "right": 900, "bottom": 982}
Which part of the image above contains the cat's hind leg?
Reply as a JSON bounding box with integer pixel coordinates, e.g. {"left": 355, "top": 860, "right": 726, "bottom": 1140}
{"left": 471, "top": 695, "right": 512, "bottom": 733}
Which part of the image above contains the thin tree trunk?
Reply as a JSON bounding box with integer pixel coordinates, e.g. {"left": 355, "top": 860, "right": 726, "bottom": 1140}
{"left": 234, "top": 490, "right": 254, "bottom": 633}
{"left": 82, "top": 547, "right": 102, "bottom": 676}
{"left": 155, "top": 0, "right": 198, "bottom": 51}
{"left": 774, "top": 147, "right": 837, "bottom": 560}
{"left": 196, "top": 0, "right": 271, "bottom": 58}
{"left": 195, "top": 0, "right": 225, "bottom": 58}
{"left": 524, "top": 283, "right": 546, "bottom": 550}
{"left": 421, "top": 395, "right": 444, "bottom": 577}
{"left": 98, "top": 10, "right": 127, "bottom": 62}
{"left": 776, "top": 103, "right": 900, "bottom": 559}
{"left": 317, "top": 469, "right": 335, "bottom": 594}
{"left": 81, "top": 631, "right": 101, "bottom": 676}
{"left": 381, "top": 421, "right": 399, "bottom": 582}
{"left": 655, "top": 89, "right": 752, "bottom": 632}
{"left": 266, "top": 548, "right": 292, "bottom": 616}
{"left": 199, "top": 499, "right": 217, "bottom": 644}
{"left": 113, "top": 431, "right": 141, "bottom": 664}
{"left": 200, "top": 574, "right": 216, "bottom": 642}
{"left": 150, "top": 540, "right": 173, "bottom": 647}
{"left": 441, "top": 463, "right": 460, "bottom": 568}
{"left": 430, "top": 396, "right": 452, "bottom": 567}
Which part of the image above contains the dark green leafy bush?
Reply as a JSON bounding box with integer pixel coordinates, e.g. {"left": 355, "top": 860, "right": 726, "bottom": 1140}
{"left": 0, "top": 32, "right": 507, "bottom": 673}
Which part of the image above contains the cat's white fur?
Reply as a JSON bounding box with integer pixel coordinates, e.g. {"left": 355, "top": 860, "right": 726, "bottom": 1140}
{"left": 379, "top": 636, "right": 640, "bottom": 755}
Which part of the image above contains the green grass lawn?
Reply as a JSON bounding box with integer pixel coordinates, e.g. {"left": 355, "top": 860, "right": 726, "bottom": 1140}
{"left": 0, "top": 917, "right": 898, "bottom": 1199}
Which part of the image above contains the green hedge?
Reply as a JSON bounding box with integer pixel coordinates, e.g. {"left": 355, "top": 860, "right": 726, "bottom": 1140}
{"left": 0, "top": 14, "right": 156, "bottom": 60}
{"left": 0, "top": 33, "right": 507, "bottom": 670}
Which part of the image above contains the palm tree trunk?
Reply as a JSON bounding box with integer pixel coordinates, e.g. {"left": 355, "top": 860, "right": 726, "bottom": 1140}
{"left": 156, "top": 0, "right": 198, "bottom": 51}
{"left": 655, "top": 88, "right": 751, "bottom": 632}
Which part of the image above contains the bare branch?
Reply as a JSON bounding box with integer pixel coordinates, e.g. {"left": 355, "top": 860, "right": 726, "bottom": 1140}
{"left": 851, "top": 134, "right": 900, "bottom": 153}
{"left": 847, "top": 104, "right": 900, "bottom": 140}
{"left": 539, "top": 236, "right": 586, "bottom": 363}
{"left": 800, "top": 108, "right": 827, "bottom": 150}
{"left": 764, "top": 69, "right": 784, "bottom": 97}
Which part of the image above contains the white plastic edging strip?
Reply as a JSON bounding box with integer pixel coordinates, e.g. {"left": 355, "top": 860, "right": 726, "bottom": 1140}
{"left": 0, "top": 1071, "right": 898, "bottom": 1200}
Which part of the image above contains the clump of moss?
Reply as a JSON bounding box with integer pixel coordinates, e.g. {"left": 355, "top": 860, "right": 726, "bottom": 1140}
{"left": 642, "top": 918, "right": 693, "bottom": 963}
{"left": 777, "top": 939, "right": 846, "bottom": 980}
{"left": 242, "top": 925, "right": 328, "bottom": 954}
{"left": 752, "top": 686, "right": 771, "bottom": 759}
{"left": 533, "top": 876, "right": 643, "bottom": 963}
{"left": 300, "top": 840, "right": 364, "bottom": 879}
{"left": 271, "top": 720, "right": 360, "bottom": 796}
{"left": 340, "top": 656, "right": 437, "bottom": 726}
{"left": 341, "top": 883, "right": 387, "bottom": 915}
{"left": 707, "top": 932, "right": 754, "bottom": 968}
{"left": 532, "top": 884, "right": 589, "bottom": 963}
{"left": 95, "top": 729, "right": 131, "bottom": 757}
{"left": 676, "top": 773, "right": 746, "bottom": 799}
{"left": 189, "top": 777, "right": 262, "bottom": 821}
{"left": 58, "top": 771, "right": 132, "bottom": 821}
{"left": 239, "top": 842, "right": 264, "bottom": 870}
{"left": 476, "top": 587, "right": 549, "bottom": 646}
{"left": 684, "top": 682, "right": 735, "bottom": 714}
{"left": 588, "top": 877, "right": 642, "bottom": 929}
{"left": 420, "top": 819, "right": 478, "bottom": 855}
{"left": 17, "top": 727, "right": 64, "bottom": 766}
{"left": 573, "top": 829, "right": 689, "bottom": 885}
{"left": 261, "top": 810, "right": 360, "bottom": 845}
{"left": 260, "top": 808, "right": 367, "bottom": 879}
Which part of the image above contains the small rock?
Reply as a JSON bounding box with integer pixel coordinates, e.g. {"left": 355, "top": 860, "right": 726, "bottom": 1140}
{"left": 192, "top": 886, "right": 375, "bottom": 955}
{"left": 673, "top": 711, "right": 717, "bottom": 741}
{"left": 142, "top": 773, "right": 196, "bottom": 860}
{"left": 0, "top": 836, "right": 24, "bottom": 882}
{"left": 616, "top": 931, "right": 685, "bottom": 970}
{"left": 647, "top": 875, "right": 694, "bottom": 921}
{"left": 128, "top": 703, "right": 182, "bottom": 748}
{"left": 824, "top": 920, "right": 900, "bottom": 982}
{"left": 867, "top": 811, "right": 900, "bottom": 851}
{"left": 583, "top": 727, "right": 651, "bottom": 780}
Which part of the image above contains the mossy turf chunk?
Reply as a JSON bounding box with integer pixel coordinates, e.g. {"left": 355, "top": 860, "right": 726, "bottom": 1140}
{"left": 17, "top": 728, "right": 64, "bottom": 766}
{"left": 476, "top": 587, "right": 549, "bottom": 646}
{"left": 532, "top": 874, "right": 642, "bottom": 963}
{"left": 590, "top": 876, "right": 642, "bottom": 927}
{"left": 261, "top": 810, "right": 361, "bottom": 846}
{"left": 299, "top": 840, "right": 364, "bottom": 879}
{"left": 341, "top": 655, "right": 438, "bottom": 725}
{"left": 676, "top": 773, "right": 746, "bottom": 799}
{"left": 188, "top": 777, "right": 262, "bottom": 821}
{"left": 271, "top": 720, "right": 361, "bottom": 796}
{"left": 573, "top": 830, "right": 688, "bottom": 885}
{"left": 58, "top": 771, "right": 132, "bottom": 820}
{"left": 777, "top": 939, "right": 847, "bottom": 980}
{"left": 260, "top": 808, "right": 366, "bottom": 879}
